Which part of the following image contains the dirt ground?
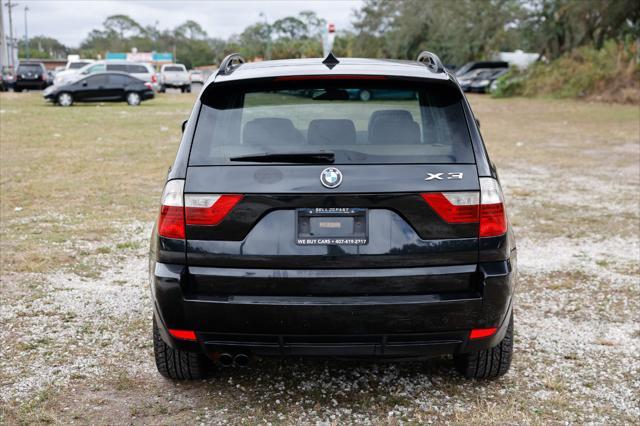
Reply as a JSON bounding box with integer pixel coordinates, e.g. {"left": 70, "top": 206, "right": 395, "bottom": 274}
{"left": 1, "top": 92, "right": 638, "bottom": 424}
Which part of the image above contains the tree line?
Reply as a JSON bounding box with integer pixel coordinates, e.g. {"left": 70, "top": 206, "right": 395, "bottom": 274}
{"left": 18, "top": 0, "right": 639, "bottom": 68}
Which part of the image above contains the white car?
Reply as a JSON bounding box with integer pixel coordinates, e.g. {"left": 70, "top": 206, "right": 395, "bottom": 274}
{"left": 159, "top": 64, "right": 191, "bottom": 93}
{"left": 54, "top": 60, "right": 159, "bottom": 91}
{"left": 189, "top": 69, "right": 206, "bottom": 84}
{"left": 53, "top": 60, "right": 95, "bottom": 86}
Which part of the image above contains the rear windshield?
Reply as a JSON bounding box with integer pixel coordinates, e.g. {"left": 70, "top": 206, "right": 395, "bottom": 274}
{"left": 18, "top": 64, "right": 42, "bottom": 72}
{"left": 165, "top": 66, "right": 185, "bottom": 72}
{"left": 68, "top": 62, "right": 90, "bottom": 69}
{"left": 190, "top": 79, "right": 474, "bottom": 165}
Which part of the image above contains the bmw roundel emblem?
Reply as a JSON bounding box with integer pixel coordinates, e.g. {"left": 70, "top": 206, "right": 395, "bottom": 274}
{"left": 320, "top": 167, "right": 343, "bottom": 188}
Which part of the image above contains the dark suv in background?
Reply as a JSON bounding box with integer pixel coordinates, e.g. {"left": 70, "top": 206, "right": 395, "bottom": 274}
{"left": 14, "top": 62, "right": 50, "bottom": 91}
{"left": 149, "top": 52, "right": 517, "bottom": 380}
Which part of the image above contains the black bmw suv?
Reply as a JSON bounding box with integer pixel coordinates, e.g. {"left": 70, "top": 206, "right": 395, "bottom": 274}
{"left": 149, "top": 52, "right": 517, "bottom": 380}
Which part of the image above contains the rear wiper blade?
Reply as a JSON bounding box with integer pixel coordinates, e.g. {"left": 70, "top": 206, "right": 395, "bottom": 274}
{"left": 229, "top": 151, "right": 335, "bottom": 164}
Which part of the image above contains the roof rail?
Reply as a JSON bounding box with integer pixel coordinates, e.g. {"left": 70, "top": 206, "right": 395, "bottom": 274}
{"left": 218, "top": 53, "right": 245, "bottom": 76}
{"left": 416, "top": 51, "right": 444, "bottom": 73}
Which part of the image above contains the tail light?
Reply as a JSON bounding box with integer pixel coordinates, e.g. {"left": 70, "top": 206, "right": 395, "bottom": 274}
{"left": 420, "top": 192, "right": 479, "bottom": 223}
{"left": 157, "top": 180, "right": 243, "bottom": 239}
{"left": 151, "top": 74, "right": 157, "bottom": 83}
{"left": 479, "top": 177, "right": 507, "bottom": 237}
{"left": 158, "top": 180, "right": 185, "bottom": 239}
{"left": 185, "top": 194, "right": 243, "bottom": 226}
{"left": 421, "top": 177, "right": 507, "bottom": 237}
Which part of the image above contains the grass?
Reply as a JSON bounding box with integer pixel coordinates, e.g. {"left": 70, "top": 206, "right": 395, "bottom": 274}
{"left": 0, "top": 91, "right": 639, "bottom": 424}
{"left": 0, "top": 92, "right": 192, "bottom": 274}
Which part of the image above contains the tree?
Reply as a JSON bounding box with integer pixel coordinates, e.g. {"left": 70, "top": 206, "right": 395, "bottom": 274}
{"left": 18, "top": 36, "right": 68, "bottom": 59}
{"left": 103, "top": 15, "right": 145, "bottom": 39}
{"left": 272, "top": 16, "right": 308, "bottom": 39}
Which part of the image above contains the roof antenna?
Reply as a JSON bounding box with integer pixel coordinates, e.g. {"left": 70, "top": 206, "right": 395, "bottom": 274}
{"left": 322, "top": 52, "right": 339, "bottom": 70}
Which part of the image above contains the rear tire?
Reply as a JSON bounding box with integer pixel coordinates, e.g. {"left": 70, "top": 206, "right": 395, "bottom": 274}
{"left": 185, "top": 85, "right": 191, "bottom": 93}
{"left": 454, "top": 313, "right": 514, "bottom": 379}
{"left": 126, "top": 91, "right": 141, "bottom": 106}
{"left": 153, "top": 317, "right": 211, "bottom": 380}
{"left": 14, "top": 87, "right": 22, "bottom": 93}
{"left": 159, "top": 85, "right": 166, "bottom": 93}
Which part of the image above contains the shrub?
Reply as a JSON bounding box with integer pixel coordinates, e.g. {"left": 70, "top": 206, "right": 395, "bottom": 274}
{"left": 492, "top": 40, "right": 639, "bottom": 103}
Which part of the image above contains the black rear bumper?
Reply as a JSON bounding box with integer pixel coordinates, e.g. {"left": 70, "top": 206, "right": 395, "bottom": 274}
{"left": 15, "top": 80, "right": 47, "bottom": 90}
{"left": 151, "top": 257, "right": 517, "bottom": 358}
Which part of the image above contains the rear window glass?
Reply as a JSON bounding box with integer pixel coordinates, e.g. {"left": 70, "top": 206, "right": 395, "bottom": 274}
{"left": 18, "top": 64, "right": 42, "bottom": 72}
{"left": 107, "top": 64, "right": 128, "bottom": 72}
{"left": 190, "top": 79, "right": 474, "bottom": 165}
{"left": 68, "top": 62, "right": 90, "bottom": 69}
{"left": 108, "top": 74, "right": 132, "bottom": 85}
{"left": 164, "top": 66, "right": 185, "bottom": 72}
{"left": 128, "top": 65, "right": 148, "bottom": 74}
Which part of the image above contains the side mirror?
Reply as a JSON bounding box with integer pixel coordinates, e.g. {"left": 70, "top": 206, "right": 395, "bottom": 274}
{"left": 181, "top": 120, "right": 188, "bottom": 133}
{"left": 475, "top": 118, "right": 481, "bottom": 129}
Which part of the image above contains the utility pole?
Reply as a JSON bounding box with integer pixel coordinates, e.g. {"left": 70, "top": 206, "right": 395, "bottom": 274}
{"left": 4, "top": 0, "right": 17, "bottom": 70}
{"left": 23, "top": 4, "right": 27, "bottom": 60}
{"left": 0, "top": 0, "right": 8, "bottom": 71}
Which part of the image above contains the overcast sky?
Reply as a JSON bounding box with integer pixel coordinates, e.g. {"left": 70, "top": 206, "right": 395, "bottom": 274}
{"left": 4, "top": 0, "right": 363, "bottom": 47}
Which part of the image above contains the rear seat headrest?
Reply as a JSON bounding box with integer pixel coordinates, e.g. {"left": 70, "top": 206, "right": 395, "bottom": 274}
{"left": 307, "top": 119, "right": 356, "bottom": 145}
{"left": 243, "top": 118, "right": 305, "bottom": 145}
{"left": 368, "top": 109, "right": 420, "bottom": 145}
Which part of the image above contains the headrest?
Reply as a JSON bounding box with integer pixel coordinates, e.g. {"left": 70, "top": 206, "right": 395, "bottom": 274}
{"left": 307, "top": 119, "right": 356, "bottom": 145}
{"left": 243, "top": 118, "right": 304, "bottom": 145}
{"left": 368, "top": 110, "right": 420, "bottom": 145}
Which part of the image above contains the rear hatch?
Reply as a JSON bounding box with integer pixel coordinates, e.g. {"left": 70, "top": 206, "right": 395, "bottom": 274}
{"left": 163, "top": 66, "right": 188, "bottom": 84}
{"left": 17, "top": 64, "right": 43, "bottom": 81}
{"left": 181, "top": 76, "right": 481, "bottom": 295}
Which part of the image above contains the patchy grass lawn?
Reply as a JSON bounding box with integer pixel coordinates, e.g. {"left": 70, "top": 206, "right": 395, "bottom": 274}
{"left": 1, "top": 92, "right": 639, "bottom": 424}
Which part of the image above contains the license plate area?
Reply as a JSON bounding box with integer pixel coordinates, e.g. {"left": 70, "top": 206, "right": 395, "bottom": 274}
{"left": 296, "top": 208, "right": 368, "bottom": 245}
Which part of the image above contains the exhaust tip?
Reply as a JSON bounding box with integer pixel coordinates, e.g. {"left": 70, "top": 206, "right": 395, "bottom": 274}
{"left": 234, "top": 353, "right": 250, "bottom": 367}
{"left": 219, "top": 353, "right": 233, "bottom": 367}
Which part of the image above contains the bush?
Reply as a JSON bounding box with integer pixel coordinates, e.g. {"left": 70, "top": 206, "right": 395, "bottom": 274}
{"left": 492, "top": 40, "right": 639, "bottom": 103}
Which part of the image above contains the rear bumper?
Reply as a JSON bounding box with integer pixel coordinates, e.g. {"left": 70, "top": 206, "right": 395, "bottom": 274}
{"left": 162, "top": 82, "right": 189, "bottom": 87}
{"left": 151, "top": 258, "right": 517, "bottom": 357}
{"left": 15, "top": 80, "right": 46, "bottom": 90}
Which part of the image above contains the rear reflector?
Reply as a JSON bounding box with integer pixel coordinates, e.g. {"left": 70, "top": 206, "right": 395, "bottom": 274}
{"left": 185, "top": 194, "right": 243, "bottom": 226}
{"left": 158, "top": 180, "right": 185, "bottom": 239}
{"left": 168, "top": 329, "right": 197, "bottom": 341}
{"left": 469, "top": 327, "right": 498, "bottom": 339}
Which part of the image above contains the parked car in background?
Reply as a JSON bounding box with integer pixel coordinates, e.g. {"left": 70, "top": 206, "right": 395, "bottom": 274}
{"left": 53, "top": 59, "right": 95, "bottom": 86}
{"left": 54, "top": 60, "right": 159, "bottom": 91}
{"left": 43, "top": 71, "right": 154, "bottom": 106}
{"left": 189, "top": 69, "right": 206, "bottom": 84}
{"left": 455, "top": 61, "right": 508, "bottom": 77}
{"left": 458, "top": 66, "right": 510, "bottom": 93}
{"left": 159, "top": 63, "right": 191, "bottom": 92}
{"left": 14, "top": 62, "right": 49, "bottom": 91}
{"left": 469, "top": 68, "right": 509, "bottom": 93}
{"left": 346, "top": 88, "right": 417, "bottom": 101}
{"left": 0, "top": 69, "right": 15, "bottom": 91}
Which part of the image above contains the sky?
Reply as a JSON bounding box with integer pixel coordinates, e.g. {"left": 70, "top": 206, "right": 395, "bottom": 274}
{"left": 2, "top": 0, "right": 363, "bottom": 47}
